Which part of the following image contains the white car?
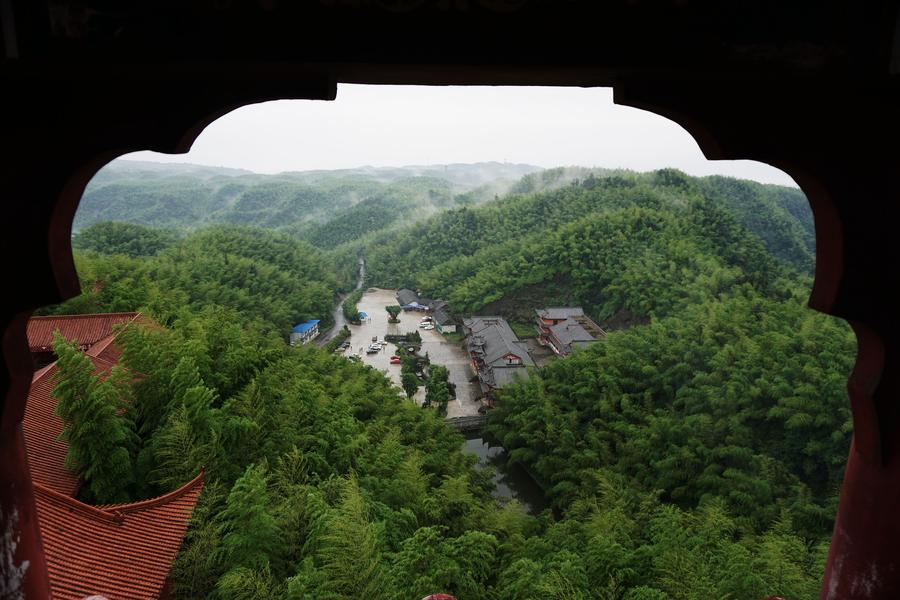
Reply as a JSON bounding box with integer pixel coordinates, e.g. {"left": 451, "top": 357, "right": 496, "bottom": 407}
{"left": 422, "top": 324, "right": 435, "bottom": 330}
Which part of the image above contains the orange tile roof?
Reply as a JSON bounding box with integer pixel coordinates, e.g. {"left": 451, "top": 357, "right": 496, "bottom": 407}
{"left": 27, "top": 312, "right": 140, "bottom": 353}
{"left": 34, "top": 472, "right": 204, "bottom": 600}
{"left": 23, "top": 355, "right": 119, "bottom": 497}
{"left": 84, "top": 333, "right": 124, "bottom": 363}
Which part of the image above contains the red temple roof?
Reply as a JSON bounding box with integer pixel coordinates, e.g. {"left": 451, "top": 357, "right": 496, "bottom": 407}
{"left": 23, "top": 311, "right": 199, "bottom": 599}
{"left": 85, "top": 332, "right": 125, "bottom": 364}
{"left": 27, "top": 312, "right": 140, "bottom": 353}
{"left": 23, "top": 354, "right": 119, "bottom": 497}
{"left": 34, "top": 472, "right": 204, "bottom": 600}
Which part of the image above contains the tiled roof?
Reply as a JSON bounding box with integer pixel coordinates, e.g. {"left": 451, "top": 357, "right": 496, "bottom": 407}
{"left": 23, "top": 355, "right": 118, "bottom": 497}
{"left": 463, "top": 316, "right": 534, "bottom": 391}
{"left": 549, "top": 318, "right": 600, "bottom": 347}
{"left": 84, "top": 333, "right": 123, "bottom": 363}
{"left": 433, "top": 306, "right": 454, "bottom": 326}
{"left": 397, "top": 288, "right": 420, "bottom": 306}
{"left": 463, "top": 317, "right": 535, "bottom": 368}
{"left": 536, "top": 307, "right": 585, "bottom": 321}
{"left": 34, "top": 472, "right": 204, "bottom": 600}
{"left": 491, "top": 367, "right": 531, "bottom": 388}
{"left": 27, "top": 312, "right": 140, "bottom": 353}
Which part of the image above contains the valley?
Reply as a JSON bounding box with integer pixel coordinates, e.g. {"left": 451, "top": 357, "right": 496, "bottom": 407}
{"left": 38, "top": 160, "right": 850, "bottom": 599}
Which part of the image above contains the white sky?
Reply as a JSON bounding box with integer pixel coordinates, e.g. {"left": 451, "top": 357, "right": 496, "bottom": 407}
{"left": 127, "top": 85, "right": 797, "bottom": 187}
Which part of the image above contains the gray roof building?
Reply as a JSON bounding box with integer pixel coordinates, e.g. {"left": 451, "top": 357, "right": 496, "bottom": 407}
{"left": 396, "top": 290, "right": 457, "bottom": 330}
{"left": 536, "top": 307, "right": 585, "bottom": 321}
{"left": 397, "top": 288, "right": 420, "bottom": 306}
{"left": 463, "top": 316, "right": 534, "bottom": 395}
{"left": 433, "top": 306, "right": 453, "bottom": 326}
{"left": 535, "top": 307, "right": 605, "bottom": 356}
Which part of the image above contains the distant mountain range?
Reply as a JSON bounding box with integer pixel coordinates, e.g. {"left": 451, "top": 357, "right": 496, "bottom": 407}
{"left": 91, "top": 159, "right": 541, "bottom": 187}
{"left": 75, "top": 159, "right": 544, "bottom": 235}
{"left": 75, "top": 160, "right": 813, "bottom": 278}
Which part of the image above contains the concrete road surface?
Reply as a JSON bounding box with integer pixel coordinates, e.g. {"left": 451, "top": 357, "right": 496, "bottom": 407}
{"left": 339, "top": 288, "right": 482, "bottom": 418}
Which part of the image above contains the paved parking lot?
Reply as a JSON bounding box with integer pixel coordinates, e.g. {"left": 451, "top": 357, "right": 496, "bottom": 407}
{"left": 339, "top": 288, "right": 483, "bottom": 417}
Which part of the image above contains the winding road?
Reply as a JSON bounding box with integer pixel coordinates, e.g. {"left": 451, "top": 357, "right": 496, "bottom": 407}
{"left": 316, "top": 257, "right": 365, "bottom": 347}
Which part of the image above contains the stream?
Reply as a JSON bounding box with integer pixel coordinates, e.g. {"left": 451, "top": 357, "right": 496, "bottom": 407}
{"left": 463, "top": 432, "right": 549, "bottom": 515}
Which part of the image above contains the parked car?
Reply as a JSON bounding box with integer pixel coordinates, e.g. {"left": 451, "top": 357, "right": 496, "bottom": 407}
{"left": 372, "top": 336, "right": 378, "bottom": 342}
{"left": 366, "top": 346, "right": 379, "bottom": 354}
{"left": 390, "top": 356, "right": 401, "bottom": 364}
{"left": 422, "top": 324, "right": 435, "bottom": 330}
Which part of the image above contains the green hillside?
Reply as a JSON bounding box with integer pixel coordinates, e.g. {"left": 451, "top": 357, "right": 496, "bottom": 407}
{"left": 364, "top": 168, "right": 814, "bottom": 328}
{"left": 48, "top": 225, "right": 336, "bottom": 333}
{"left": 45, "top": 161, "right": 852, "bottom": 598}
{"left": 74, "top": 160, "right": 542, "bottom": 240}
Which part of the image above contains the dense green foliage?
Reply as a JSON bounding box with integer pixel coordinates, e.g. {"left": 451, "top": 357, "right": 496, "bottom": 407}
{"left": 489, "top": 290, "right": 853, "bottom": 536}
{"left": 52, "top": 332, "right": 136, "bottom": 503}
{"left": 44, "top": 225, "right": 336, "bottom": 333}
{"left": 72, "top": 221, "right": 179, "bottom": 257}
{"left": 695, "top": 175, "right": 814, "bottom": 273}
{"left": 364, "top": 169, "right": 813, "bottom": 325}
{"left": 425, "top": 365, "right": 452, "bottom": 416}
{"left": 121, "top": 319, "right": 829, "bottom": 599}
{"left": 361, "top": 168, "right": 846, "bottom": 596}
{"left": 325, "top": 327, "right": 352, "bottom": 353}
{"left": 76, "top": 161, "right": 540, "bottom": 245}
{"left": 342, "top": 288, "right": 365, "bottom": 324}
{"left": 49, "top": 161, "right": 853, "bottom": 598}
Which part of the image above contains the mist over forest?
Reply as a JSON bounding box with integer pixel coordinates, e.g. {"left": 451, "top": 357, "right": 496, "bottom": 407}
{"left": 45, "top": 158, "right": 845, "bottom": 599}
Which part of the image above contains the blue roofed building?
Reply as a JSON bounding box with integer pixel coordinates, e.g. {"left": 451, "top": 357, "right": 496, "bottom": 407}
{"left": 290, "top": 319, "right": 320, "bottom": 346}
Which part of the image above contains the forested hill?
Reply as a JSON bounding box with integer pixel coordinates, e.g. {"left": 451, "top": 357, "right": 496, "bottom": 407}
{"left": 46, "top": 164, "right": 852, "bottom": 598}
{"left": 48, "top": 225, "right": 336, "bottom": 334}
{"left": 75, "top": 159, "right": 541, "bottom": 237}
{"left": 363, "top": 168, "right": 814, "bottom": 326}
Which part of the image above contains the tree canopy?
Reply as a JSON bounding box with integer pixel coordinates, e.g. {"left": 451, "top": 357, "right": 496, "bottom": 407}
{"left": 47, "top": 162, "right": 845, "bottom": 599}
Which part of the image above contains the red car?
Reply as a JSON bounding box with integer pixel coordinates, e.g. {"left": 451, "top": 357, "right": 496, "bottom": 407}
{"left": 390, "top": 356, "right": 401, "bottom": 364}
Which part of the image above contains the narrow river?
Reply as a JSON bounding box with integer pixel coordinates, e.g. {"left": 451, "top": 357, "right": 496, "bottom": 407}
{"left": 463, "top": 432, "right": 549, "bottom": 515}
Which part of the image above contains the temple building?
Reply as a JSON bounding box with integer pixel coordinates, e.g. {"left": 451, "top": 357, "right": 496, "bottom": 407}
{"left": 463, "top": 316, "right": 535, "bottom": 401}
{"left": 33, "top": 473, "right": 204, "bottom": 600}
{"left": 430, "top": 300, "right": 457, "bottom": 334}
{"left": 535, "top": 307, "right": 606, "bottom": 357}
{"left": 21, "top": 314, "right": 202, "bottom": 599}
{"left": 26, "top": 312, "right": 141, "bottom": 369}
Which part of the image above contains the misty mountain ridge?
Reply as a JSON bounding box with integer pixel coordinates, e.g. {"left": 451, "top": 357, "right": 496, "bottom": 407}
{"left": 76, "top": 161, "right": 813, "bottom": 275}
{"left": 75, "top": 160, "right": 544, "bottom": 235}
{"left": 98, "top": 159, "right": 542, "bottom": 186}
